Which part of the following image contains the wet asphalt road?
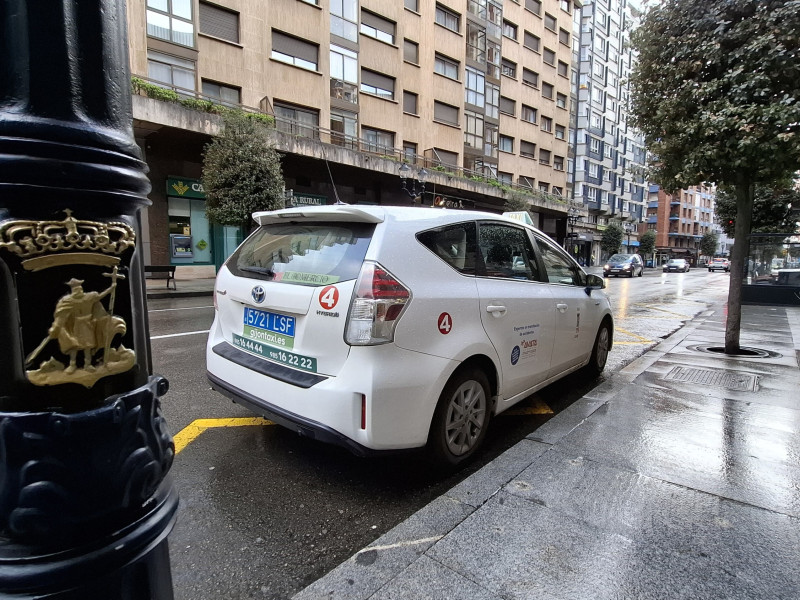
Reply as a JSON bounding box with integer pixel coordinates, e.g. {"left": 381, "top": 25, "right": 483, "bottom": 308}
{"left": 148, "top": 268, "right": 731, "bottom": 600}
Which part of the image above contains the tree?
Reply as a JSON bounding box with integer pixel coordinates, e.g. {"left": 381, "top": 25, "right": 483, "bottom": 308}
{"left": 600, "top": 223, "right": 624, "bottom": 258}
{"left": 639, "top": 229, "right": 657, "bottom": 265}
{"left": 714, "top": 182, "right": 799, "bottom": 236}
{"left": 629, "top": 0, "right": 800, "bottom": 353}
{"left": 202, "top": 113, "right": 286, "bottom": 233}
{"left": 700, "top": 231, "right": 720, "bottom": 259}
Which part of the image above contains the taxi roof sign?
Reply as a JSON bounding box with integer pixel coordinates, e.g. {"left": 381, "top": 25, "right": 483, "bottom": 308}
{"left": 502, "top": 211, "right": 534, "bottom": 225}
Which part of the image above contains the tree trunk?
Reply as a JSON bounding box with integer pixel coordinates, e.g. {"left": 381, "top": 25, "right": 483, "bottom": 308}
{"left": 724, "top": 182, "right": 755, "bottom": 353}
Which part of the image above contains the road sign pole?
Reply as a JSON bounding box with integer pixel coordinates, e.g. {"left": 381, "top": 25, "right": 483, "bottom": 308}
{"left": 0, "top": 1, "right": 178, "bottom": 597}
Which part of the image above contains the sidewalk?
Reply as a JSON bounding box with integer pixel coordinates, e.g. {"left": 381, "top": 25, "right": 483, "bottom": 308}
{"left": 145, "top": 276, "right": 215, "bottom": 299}
{"left": 293, "top": 302, "right": 800, "bottom": 600}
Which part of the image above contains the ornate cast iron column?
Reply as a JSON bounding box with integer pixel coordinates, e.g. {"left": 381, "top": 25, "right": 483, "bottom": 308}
{"left": 0, "top": 1, "right": 178, "bottom": 597}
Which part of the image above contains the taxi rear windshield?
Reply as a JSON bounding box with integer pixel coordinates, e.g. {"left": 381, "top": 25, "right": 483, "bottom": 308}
{"left": 228, "top": 222, "right": 375, "bottom": 286}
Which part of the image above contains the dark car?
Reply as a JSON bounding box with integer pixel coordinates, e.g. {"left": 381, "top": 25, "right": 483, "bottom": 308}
{"left": 603, "top": 253, "right": 644, "bottom": 278}
{"left": 663, "top": 258, "right": 690, "bottom": 273}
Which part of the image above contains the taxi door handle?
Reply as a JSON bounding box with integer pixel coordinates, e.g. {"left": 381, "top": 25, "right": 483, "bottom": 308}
{"left": 486, "top": 305, "right": 507, "bottom": 317}
{"left": 556, "top": 303, "right": 569, "bottom": 313}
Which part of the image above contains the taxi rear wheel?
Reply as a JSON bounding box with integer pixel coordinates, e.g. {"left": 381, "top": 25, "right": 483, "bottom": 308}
{"left": 428, "top": 368, "right": 491, "bottom": 468}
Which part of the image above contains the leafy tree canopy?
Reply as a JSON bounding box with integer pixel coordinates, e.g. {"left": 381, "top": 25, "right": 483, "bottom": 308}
{"left": 639, "top": 229, "right": 657, "bottom": 256}
{"left": 715, "top": 181, "right": 799, "bottom": 236}
{"left": 700, "top": 231, "right": 720, "bottom": 257}
{"left": 202, "top": 113, "right": 285, "bottom": 231}
{"left": 629, "top": 0, "right": 800, "bottom": 191}
{"left": 601, "top": 223, "right": 624, "bottom": 256}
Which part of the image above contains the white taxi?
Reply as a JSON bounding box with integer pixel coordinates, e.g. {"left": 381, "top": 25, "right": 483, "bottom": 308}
{"left": 206, "top": 205, "right": 613, "bottom": 466}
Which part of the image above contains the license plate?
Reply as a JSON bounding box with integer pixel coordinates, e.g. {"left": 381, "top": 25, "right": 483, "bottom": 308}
{"left": 243, "top": 307, "right": 296, "bottom": 350}
{"left": 232, "top": 335, "right": 317, "bottom": 373}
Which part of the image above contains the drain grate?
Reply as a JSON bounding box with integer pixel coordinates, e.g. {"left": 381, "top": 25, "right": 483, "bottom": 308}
{"left": 663, "top": 366, "right": 759, "bottom": 392}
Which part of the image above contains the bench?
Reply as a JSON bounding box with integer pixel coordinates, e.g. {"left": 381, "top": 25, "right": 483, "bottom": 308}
{"left": 145, "top": 265, "right": 177, "bottom": 290}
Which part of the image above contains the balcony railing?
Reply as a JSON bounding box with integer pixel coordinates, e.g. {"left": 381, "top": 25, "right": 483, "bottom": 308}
{"left": 132, "top": 74, "right": 568, "bottom": 207}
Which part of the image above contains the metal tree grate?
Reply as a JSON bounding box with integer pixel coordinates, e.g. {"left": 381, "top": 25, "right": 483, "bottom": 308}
{"left": 663, "top": 366, "right": 759, "bottom": 392}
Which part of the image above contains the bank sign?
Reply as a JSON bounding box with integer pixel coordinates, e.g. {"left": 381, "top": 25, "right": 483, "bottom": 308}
{"left": 167, "top": 177, "right": 206, "bottom": 199}
{"left": 286, "top": 192, "right": 327, "bottom": 207}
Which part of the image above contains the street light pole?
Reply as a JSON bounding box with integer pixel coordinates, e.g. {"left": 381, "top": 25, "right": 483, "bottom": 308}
{"left": 399, "top": 163, "right": 428, "bottom": 203}
{"left": 566, "top": 207, "right": 583, "bottom": 257}
{"left": 0, "top": 2, "right": 177, "bottom": 597}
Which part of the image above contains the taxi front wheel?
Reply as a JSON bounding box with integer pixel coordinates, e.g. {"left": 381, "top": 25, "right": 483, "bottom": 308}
{"left": 427, "top": 368, "right": 491, "bottom": 468}
{"left": 584, "top": 321, "right": 611, "bottom": 376}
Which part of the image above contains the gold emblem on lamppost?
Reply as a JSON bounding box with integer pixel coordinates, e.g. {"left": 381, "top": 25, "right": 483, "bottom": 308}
{"left": 0, "top": 211, "right": 138, "bottom": 388}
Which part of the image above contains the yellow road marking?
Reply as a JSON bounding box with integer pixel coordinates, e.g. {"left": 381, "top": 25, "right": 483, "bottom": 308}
{"left": 614, "top": 327, "right": 652, "bottom": 343}
{"left": 174, "top": 417, "right": 274, "bottom": 454}
{"left": 503, "top": 399, "right": 554, "bottom": 416}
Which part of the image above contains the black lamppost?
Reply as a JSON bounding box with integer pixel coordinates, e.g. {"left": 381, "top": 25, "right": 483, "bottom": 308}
{"left": 399, "top": 163, "right": 428, "bottom": 202}
{"left": 0, "top": 1, "right": 177, "bottom": 597}
{"left": 624, "top": 221, "right": 635, "bottom": 251}
{"left": 566, "top": 207, "right": 583, "bottom": 254}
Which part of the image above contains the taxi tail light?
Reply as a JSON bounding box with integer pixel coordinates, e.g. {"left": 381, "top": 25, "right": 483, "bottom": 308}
{"left": 345, "top": 261, "right": 410, "bottom": 345}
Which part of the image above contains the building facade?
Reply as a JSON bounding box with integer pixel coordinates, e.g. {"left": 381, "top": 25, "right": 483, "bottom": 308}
{"left": 128, "top": 0, "right": 584, "bottom": 271}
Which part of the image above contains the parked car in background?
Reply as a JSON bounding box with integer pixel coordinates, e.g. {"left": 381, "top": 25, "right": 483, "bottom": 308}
{"left": 206, "top": 205, "right": 614, "bottom": 467}
{"left": 663, "top": 258, "right": 690, "bottom": 273}
{"left": 603, "top": 253, "right": 644, "bottom": 278}
{"left": 708, "top": 258, "right": 730, "bottom": 272}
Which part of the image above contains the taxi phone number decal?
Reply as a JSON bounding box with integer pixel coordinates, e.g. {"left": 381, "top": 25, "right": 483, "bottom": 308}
{"left": 233, "top": 334, "right": 317, "bottom": 372}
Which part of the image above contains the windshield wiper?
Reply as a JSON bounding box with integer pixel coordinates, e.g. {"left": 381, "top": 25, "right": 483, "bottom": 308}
{"left": 240, "top": 266, "right": 276, "bottom": 278}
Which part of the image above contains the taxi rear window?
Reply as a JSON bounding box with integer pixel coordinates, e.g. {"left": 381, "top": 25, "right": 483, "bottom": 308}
{"left": 228, "top": 222, "right": 374, "bottom": 285}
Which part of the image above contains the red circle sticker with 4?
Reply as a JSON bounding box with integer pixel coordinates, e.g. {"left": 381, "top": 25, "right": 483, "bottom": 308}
{"left": 438, "top": 312, "right": 452, "bottom": 334}
{"left": 319, "top": 285, "right": 339, "bottom": 310}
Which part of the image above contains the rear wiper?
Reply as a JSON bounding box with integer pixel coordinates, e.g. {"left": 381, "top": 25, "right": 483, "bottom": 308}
{"left": 240, "top": 266, "right": 276, "bottom": 278}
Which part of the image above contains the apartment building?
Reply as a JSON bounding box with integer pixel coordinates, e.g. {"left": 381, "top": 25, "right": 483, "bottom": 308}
{"left": 645, "top": 184, "right": 718, "bottom": 265}
{"left": 570, "top": 0, "right": 646, "bottom": 265}
{"left": 128, "top": 0, "right": 579, "bottom": 270}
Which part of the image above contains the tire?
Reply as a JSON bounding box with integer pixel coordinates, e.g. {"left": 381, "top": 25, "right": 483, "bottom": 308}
{"left": 584, "top": 321, "right": 611, "bottom": 377}
{"left": 428, "top": 368, "right": 491, "bottom": 468}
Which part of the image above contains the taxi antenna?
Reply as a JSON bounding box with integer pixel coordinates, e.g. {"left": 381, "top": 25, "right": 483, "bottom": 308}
{"left": 321, "top": 144, "right": 346, "bottom": 205}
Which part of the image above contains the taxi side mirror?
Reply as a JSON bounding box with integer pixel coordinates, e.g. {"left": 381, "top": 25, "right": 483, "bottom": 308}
{"left": 585, "top": 274, "right": 605, "bottom": 294}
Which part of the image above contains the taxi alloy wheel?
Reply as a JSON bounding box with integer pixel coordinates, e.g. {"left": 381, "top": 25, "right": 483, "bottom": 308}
{"left": 585, "top": 322, "right": 611, "bottom": 376}
{"left": 429, "top": 368, "right": 490, "bottom": 467}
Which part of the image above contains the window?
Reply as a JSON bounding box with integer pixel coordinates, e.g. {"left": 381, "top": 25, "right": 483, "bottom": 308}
{"left": 555, "top": 124, "right": 566, "bottom": 140}
{"left": 331, "top": 0, "right": 358, "bottom": 41}
{"left": 466, "top": 22, "right": 487, "bottom": 63}
{"left": 331, "top": 109, "right": 358, "bottom": 148}
{"left": 560, "top": 0, "right": 571, "bottom": 13}
{"left": 521, "top": 104, "right": 537, "bottom": 123}
{"left": 554, "top": 155, "right": 564, "bottom": 171}
{"left": 147, "top": 50, "right": 196, "bottom": 92}
{"left": 479, "top": 223, "right": 540, "bottom": 281}
{"left": 538, "top": 182, "right": 549, "bottom": 193}
{"left": 330, "top": 45, "right": 358, "bottom": 102}
{"left": 586, "top": 186, "right": 598, "bottom": 202}
{"left": 522, "top": 68, "right": 539, "bottom": 87}
{"left": 272, "top": 30, "right": 318, "bottom": 71}
{"left": 542, "top": 82, "right": 554, "bottom": 99}
{"left": 360, "top": 10, "right": 395, "bottom": 44}
{"left": 590, "top": 137, "right": 601, "bottom": 153}
{"left": 541, "top": 116, "right": 553, "bottom": 132}
{"left": 147, "top": 0, "right": 194, "bottom": 47}
{"left": 487, "top": 1, "right": 502, "bottom": 37}
{"left": 361, "top": 68, "right": 395, "bottom": 100}
{"left": 486, "top": 83, "right": 500, "bottom": 118}
{"left": 502, "top": 20, "right": 518, "bottom": 40}
{"left": 435, "top": 4, "right": 460, "bottom": 32}
{"left": 519, "top": 176, "right": 535, "bottom": 189}
{"left": 201, "top": 80, "right": 240, "bottom": 106}
{"left": 275, "top": 102, "right": 319, "bottom": 138}
{"left": 486, "top": 40, "right": 501, "bottom": 78}
{"left": 537, "top": 236, "right": 584, "bottom": 285}
{"left": 465, "top": 68, "right": 485, "bottom": 107}
{"left": 544, "top": 13, "right": 557, "bottom": 31}
{"left": 559, "top": 28, "right": 570, "bottom": 45}
{"left": 593, "top": 60, "right": 605, "bottom": 78}
{"left": 468, "top": 0, "right": 487, "bottom": 19}
{"left": 403, "top": 141, "right": 417, "bottom": 161}
{"left": 592, "top": 86, "right": 604, "bottom": 105}
{"left": 433, "top": 148, "right": 459, "bottom": 168}
{"left": 588, "top": 161, "right": 599, "bottom": 178}
{"left": 405, "top": 0, "right": 419, "bottom": 11}
{"left": 199, "top": 2, "right": 239, "bottom": 43}
{"left": 403, "top": 91, "right": 418, "bottom": 114}
{"left": 484, "top": 123, "right": 498, "bottom": 157}
{"left": 552, "top": 186, "right": 563, "bottom": 196}
{"left": 543, "top": 47, "right": 556, "bottom": 66}
{"left": 464, "top": 110, "right": 484, "bottom": 149}
{"left": 523, "top": 31, "right": 540, "bottom": 52}
{"left": 404, "top": 39, "right": 419, "bottom": 63}
{"left": 590, "top": 111, "right": 603, "bottom": 128}
{"left": 498, "top": 171, "right": 513, "bottom": 185}
{"left": 499, "top": 96, "right": 515, "bottom": 116}
{"left": 520, "top": 140, "right": 536, "bottom": 158}
{"left": 361, "top": 127, "right": 394, "bottom": 153}
{"left": 434, "top": 101, "right": 459, "bottom": 125}
{"left": 557, "top": 60, "right": 569, "bottom": 77}
{"left": 501, "top": 58, "right": 517, "bottom": 78}
{"left": 499, "top": 135, "right": 513, "bottom": 153}
{"left": 539, "top": 148, "right": 551, "bottom": 165}
{"left": 417, "top": 223, "right": 478, "bottom": 275}
{"left": 556, "top": 92, "right": 567, "bottom": 109}
{"left": 434, "top": 53, "right": 459, "bottom": 80}
{"left": 525, "top": 0, "right": 541, "bottom": 16}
